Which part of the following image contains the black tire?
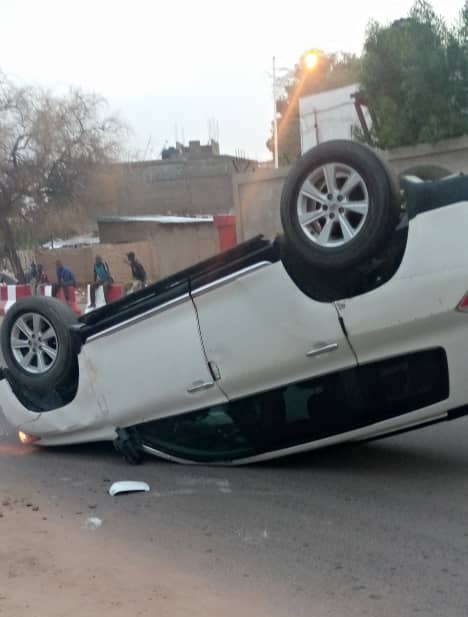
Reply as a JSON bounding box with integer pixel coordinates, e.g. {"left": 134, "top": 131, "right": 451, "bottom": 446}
{"left": 1, "top": 296, "right": 78, "bottom": 391}
{"left": 280, "top": 140, "right": 401, "bottom": 270}
{"left": 369, "top": 148, "right": 402, "bottom": 213}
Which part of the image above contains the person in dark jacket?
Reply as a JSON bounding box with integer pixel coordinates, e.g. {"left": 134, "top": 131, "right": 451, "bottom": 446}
{"left": 88, "top": 255, "right": 113, "bottom": 308}
{"left": 32, "top": 264, "right": 49, "bottom": 295}
{"left": 125, "top": 251, "right": 147, "bottom": 293}
{"left": 53, "top": 260, "right": 76, "bottom": 303}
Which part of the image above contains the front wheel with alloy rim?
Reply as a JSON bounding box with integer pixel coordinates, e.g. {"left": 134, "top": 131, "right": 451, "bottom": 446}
{"left": 280, "top": 140, "right": 401, "bottom": 270}
{"left": 1, "top": 296, "right": 78, "bottom": 391}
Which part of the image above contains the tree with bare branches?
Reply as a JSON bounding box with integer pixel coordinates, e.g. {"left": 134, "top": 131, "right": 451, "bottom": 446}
{"left": 0, "top": 73, "right": 125, "bottom": 279}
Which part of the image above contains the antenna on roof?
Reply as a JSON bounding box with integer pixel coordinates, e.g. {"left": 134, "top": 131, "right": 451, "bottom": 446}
{"left": 207, "top": 117, "right": 220, "bottom": 145}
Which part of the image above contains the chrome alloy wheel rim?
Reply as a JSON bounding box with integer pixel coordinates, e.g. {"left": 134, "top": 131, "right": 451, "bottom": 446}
{"left": 10, "top": 312, "right": 58, "bottom": 374}
{"left": 296, "top": 163, "right": 370, "bottom": 248}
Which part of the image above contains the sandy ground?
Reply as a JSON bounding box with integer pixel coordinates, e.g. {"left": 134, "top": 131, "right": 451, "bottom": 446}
{"left": 0, "top": 482, "right": 270, "bottom": 617}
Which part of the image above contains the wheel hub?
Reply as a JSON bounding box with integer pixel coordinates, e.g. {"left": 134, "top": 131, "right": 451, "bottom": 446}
{"left": 297, "top": 163, "right": 370, "bottom": 248}
{"left": 10, "top": 312, "right": 59, "bottom": 375}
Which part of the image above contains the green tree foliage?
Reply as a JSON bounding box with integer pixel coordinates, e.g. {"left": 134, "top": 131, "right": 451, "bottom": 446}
{"left": 360, "top": 0, "right": 468, "bottom": 149}
{"left": 267, "top": 52, "right": 361, "bottom": 166}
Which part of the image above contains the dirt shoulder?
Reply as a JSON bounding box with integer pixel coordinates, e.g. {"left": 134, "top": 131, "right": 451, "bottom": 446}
{"left": 0, "top": 483, "right": 271, "bottom": 617}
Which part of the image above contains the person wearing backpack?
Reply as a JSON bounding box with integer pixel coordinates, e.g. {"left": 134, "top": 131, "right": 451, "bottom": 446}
{"left": 125, "top": 251, "right": 147, "bottom": 293}
{"left": 88, "top": 254, "right": 113, "bottom": 308}
{"left": 52, "top": 259, "right": 76, "bottom": 304}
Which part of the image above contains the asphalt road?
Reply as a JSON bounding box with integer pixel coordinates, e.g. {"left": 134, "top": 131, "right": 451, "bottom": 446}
{"left": 1, "top": 414, "right": 467, "bottom": 616}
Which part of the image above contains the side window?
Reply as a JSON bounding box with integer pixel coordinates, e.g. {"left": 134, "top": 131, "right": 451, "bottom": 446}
{"left": 137, "top": 349, "right": 449, "bottom": 463}
{"left": 140, "top": 405, "right": 257, "bottom": 463}
{"left": 137, "top": 371, "right": 355, "bottom": 462}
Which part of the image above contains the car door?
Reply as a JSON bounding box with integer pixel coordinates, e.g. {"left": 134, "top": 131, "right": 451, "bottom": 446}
{"left": 82, "top": 286, "right": 228, "bottom": 427}
{"left": 335, "top": 204, "right": 468, "bottom": 426}
{"left": 191, "top": 261, "right": 357, "bottom": 401}
{"left": 336, "top": 204, "right": 468, "bottom": 365}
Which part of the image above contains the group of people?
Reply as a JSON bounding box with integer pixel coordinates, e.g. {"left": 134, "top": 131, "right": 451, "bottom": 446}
{"left": 26, "top": 263, "right": 50, "bottom": 293}
{"left": 88, "top": 252, "right": 147, "bottom": 307}
{"left": 26, "top": 252, "right": 147, "bottom": 308}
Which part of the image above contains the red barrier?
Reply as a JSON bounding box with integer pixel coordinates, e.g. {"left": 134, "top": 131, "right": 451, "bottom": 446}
{"left": 0, "top": 283, "right": 122, "bottom": 317}
{"left": 0, "top": 285, "right": 32, "bottom": 316}
{"left": 0, "top": 286, "right": 9, "bottom": 316}
{"left": 38, "top": 285, "right": 82, "bottom": 316}
{"left": 106, "top": 284, "right": 123, "bottom": 303}
{"left": 214, "top": 215, "right": 237, "bottom": 251}
{"left": 55, "top": 287, "right": 81, "bottom": 316}
{"left": 86, "top": 284, "right": 123, "bottom": 312}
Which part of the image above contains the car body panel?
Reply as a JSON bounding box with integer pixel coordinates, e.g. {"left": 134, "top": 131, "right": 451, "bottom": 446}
{"left": 338, "top": 202, "right": 468, "bottom": 417}
{"left": 0, "top": 292, "right": 227, "bottom": 445}
{"left": 192, "top": 260, "right": 357, "bottom": 401}
{"left": 3, "top": 195, "right": 468, "bottom": 463}
{"left": 79, "top": 294, "right": 227, "bottom": 427}
{"left": 0, "top": 350, "right": 110, "bottom": 442}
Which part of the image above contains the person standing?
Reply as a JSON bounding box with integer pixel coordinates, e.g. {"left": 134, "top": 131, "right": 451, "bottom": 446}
{"left": 37, "top": 264, "right": 49, "bottom": 285}
{"left": 28, "top": 262, "right": 38, "bottom": 294}
{"left": 33, "top": 264, "right": 49, "bottom": 295}
{"left": 88, "top": 255, "right": 113, "bottom": 308}
{"left": 125, "top": 251, "right": 147, "bottom": 293}
{"left": 27, "top": 262, "right": 38, "bottom": 284}
{"left": 53, "top": 260, "right": 76, "bottom": 303}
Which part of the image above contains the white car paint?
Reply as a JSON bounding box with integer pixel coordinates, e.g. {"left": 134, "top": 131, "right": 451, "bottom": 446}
{"left": 0, "top": 350, "right": 116, "bottom": 444}
{"left": 192, "top": 261, "right": 357, "bottom": 400}
{"left": 4, "top": 292, "right": 227, "bottom": 445}
{"left": 338, "top": 201, "right": 468, "bottom": 416}
{"left": 1, "top": 200, "right": 468, "bottom": 462}
{"left": 108, "top": 481, "right": 150, "bottom": 496}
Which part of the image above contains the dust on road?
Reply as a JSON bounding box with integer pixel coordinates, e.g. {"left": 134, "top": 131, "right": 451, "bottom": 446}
{"left": 0, "top": 483, "right": 271, "bottom": 617}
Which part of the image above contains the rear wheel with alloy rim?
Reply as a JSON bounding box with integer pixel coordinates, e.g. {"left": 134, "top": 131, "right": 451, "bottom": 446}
{"left": 1, "top": 297, "right": 78, "bottom": 391}
{"left": 280, "top": 140, "right": 401, "bottom": 270}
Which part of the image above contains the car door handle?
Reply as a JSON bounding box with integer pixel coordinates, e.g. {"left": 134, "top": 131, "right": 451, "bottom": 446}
{"left": 187, "top": 380, "right": 215, "bottom": 394}
{"left": 306, "top": 343, "right": 339, "bottom": 358}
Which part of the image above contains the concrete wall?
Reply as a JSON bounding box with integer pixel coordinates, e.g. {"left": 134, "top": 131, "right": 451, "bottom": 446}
{"left": 99, "top": 220, "right": 219, "bottom": 273}
{"left": 233, "top": 168, "right": 288, "bottom": 242}
{"left": 385, "top": 135, "right": 468, "bottom": 175}
{"left": 114, "top": 156, "right": 257, "bottom": 217}
{"left": 152, "top": 224, "right": 219, "bottom": 275}
{"left": 36, "top": 223, "right": 220, "bottom": 285}
{"left": 234, "top": 135, "right": 468, "bottom": 242}
{"left": 233, "top": 169, "right": 287, "bottom": 242}
{"left": 99, "top": 220, "right": 157, "bottom": 244}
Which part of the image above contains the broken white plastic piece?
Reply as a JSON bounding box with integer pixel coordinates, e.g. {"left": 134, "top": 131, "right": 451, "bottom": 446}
{"left": 83, "top": 517, "right": 103, "bottom": 530}
{"left": 109, "top": 481, "right": 150, "bottom": 496}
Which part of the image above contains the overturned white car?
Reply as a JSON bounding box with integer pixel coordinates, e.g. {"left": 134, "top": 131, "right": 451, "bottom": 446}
{"left": 1, "top": 140, "right": 467, "bottom": 465}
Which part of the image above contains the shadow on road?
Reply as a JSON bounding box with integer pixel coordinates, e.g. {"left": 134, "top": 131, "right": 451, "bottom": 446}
{"left": 15, "top": 419, "right": 468, "bottom": 482}
{"left": 259, "top": 433, "right": 468, "bottom": 479}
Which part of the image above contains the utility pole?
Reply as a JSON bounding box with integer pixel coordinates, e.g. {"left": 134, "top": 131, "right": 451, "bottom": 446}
{"left": 273, "top": 56, "right": 279, "bottom": 169}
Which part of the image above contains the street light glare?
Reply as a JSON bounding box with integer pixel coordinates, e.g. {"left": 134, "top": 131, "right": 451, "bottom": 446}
{"left": 304, "top": 52, "right": 319, "bottom": 70}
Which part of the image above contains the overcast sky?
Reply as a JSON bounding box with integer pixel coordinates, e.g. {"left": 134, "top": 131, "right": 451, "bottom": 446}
{"left": 0, "top": 0, "right": 464, "bottom": 160}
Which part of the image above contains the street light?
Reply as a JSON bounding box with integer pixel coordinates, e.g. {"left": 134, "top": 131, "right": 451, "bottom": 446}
{"left": 273, "top": 50, "right": 320, "bottom": 169}
{"left": 304, "top": 50, "right": 319, "bottom": 70}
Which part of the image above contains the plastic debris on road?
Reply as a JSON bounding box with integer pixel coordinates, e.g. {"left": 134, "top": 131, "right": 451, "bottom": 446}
{"left": 82, "top": 517, "right": 103, "bottom": 530}
{"left": 109, "top": 481, "right": 150, "bottom": 496}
